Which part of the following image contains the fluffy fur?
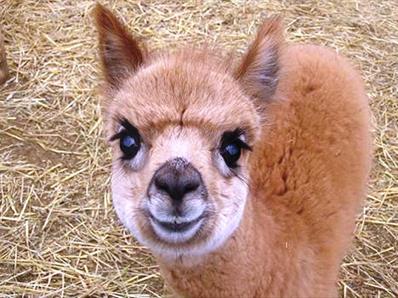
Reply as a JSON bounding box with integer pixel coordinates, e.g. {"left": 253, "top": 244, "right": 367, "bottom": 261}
{"left": 94, "top": 4, "right": 372, "bottom": 297}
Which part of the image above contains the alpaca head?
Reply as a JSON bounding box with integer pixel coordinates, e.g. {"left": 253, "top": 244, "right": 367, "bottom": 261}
{"left": 94, "top": 4, "right": 283, "bottom": 259}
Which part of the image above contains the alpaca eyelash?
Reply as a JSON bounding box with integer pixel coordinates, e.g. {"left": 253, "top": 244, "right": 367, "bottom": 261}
{"left": 235, "top": 139, "right": 252, "bottom": 151}
{"left": 220, "top": 128, "right": 253, "bottom": 151}
{"left": 109, "top": 131, "right": 124, "bottom": 142}
{"left": 109, "top": 118, "right": 140, "bottom": 142}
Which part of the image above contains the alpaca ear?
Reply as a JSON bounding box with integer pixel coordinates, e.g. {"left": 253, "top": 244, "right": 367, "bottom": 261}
{"left": 235, "top": 17, "right": 284, "bottom": 100}
{"left": 93, "top": 4, "right": 145, "bottom": 89}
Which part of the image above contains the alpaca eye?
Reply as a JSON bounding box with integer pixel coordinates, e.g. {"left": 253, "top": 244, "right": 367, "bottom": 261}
{"left": 219, "top": 129, "right": 252, "bottom": 168}
{"left": 220, "top": 142, "right": 241, "bottom": 167}
{"left": 120, "top": 134, "right": 140, "bottom": 158}
{"left": 109, "top": 118, "right": 142, "bottom": 160}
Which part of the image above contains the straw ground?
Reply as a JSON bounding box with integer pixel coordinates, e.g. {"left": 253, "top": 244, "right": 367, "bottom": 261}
{"left": 0, "top": 1, "right": 397, "bottom": 297}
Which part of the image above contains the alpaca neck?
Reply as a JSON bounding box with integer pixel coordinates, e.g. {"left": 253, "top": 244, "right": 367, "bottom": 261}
{"left": 156, "top": 196, "right": 276, "bottom": 297}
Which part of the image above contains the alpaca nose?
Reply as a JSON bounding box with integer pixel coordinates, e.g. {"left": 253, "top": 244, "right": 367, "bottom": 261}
{"left": 152, "top": 158, "right": 201, "bottom": 204}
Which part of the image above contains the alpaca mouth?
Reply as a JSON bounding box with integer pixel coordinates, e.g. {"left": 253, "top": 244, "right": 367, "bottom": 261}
{"left": 148, "top": 212, "right": 206, "bottom": 243}
{"left": 150, "top": 214, "right": 204, "bottom": 232}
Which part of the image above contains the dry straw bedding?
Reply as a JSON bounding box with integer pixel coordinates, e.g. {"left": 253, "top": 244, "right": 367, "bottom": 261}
{"left": 0, "top": 0, "right": 397, "bottom": 297}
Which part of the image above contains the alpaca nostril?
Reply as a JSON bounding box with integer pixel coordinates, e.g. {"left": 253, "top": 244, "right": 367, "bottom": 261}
{"left": 154, "top": 175, "right": 200, "bottom": 203}
{"left": 151, "top": 158, "right": 203, "bottom": 203}
{"left": 183, "top": 181, "right": 199, "bottom": 194}
{"left": 154, "top": 176, "right": 171, "bottom": 194}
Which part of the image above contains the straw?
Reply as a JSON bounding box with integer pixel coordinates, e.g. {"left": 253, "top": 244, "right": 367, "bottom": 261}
{"left": 0, "top": 1, "right": 397, "bottom": 296}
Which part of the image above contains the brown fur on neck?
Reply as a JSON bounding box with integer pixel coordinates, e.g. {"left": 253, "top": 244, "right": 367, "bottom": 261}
{"left": 157, "top": 45, "right": 371, "bottom": 298}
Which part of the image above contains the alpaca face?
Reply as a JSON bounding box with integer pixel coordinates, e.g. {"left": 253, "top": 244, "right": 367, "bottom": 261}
{"left": 108, "top": 58, "right": 259, "bottom": 257}
{"left": 94, "top": 4, "right": 282, "bottom": 259}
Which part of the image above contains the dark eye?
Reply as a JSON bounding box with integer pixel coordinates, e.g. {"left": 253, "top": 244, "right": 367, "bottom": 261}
{"left": 109, "top": 118, "right": 141, "bottom": 160}
{"left": 120, "top": 133, "right": 140, "bottom": 158}
{"left": 219, "top": 129, "right": 252, "bottom": 168}
{"left": 220, "top": 142, "right": 242, "bottom": 167}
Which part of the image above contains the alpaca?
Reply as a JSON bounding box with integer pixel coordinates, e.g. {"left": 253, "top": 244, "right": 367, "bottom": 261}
{"left": 94, "top": 4, "right": 372, "bottom": 298}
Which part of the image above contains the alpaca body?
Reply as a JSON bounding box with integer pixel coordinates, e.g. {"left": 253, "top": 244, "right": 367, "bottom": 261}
{"left": 159, "top": 44, "right": 371, "bottom": 298}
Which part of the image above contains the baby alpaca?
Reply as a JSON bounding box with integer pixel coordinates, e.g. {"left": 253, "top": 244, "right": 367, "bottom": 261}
{"left": 94, "top": 4, "right": 372, "bottom": 298}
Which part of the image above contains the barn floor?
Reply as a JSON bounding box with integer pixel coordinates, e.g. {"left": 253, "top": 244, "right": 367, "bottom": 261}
{"left": 0, "top": 0, "right": 397, "bottom": 297}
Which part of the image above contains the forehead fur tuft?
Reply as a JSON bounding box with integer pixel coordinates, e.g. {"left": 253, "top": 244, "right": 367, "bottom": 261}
{"left": 103, "top": 46, "right": 260, "bottom": 145}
